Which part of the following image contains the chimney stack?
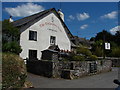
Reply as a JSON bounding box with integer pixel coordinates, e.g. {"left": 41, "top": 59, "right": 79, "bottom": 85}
{"left": 9, "top": 16, "right": 14, "bottom": 22}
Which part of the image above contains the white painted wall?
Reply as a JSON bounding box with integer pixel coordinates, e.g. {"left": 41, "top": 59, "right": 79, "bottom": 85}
{"left": 20, "top": 12, "right": 71, "bottom": 60}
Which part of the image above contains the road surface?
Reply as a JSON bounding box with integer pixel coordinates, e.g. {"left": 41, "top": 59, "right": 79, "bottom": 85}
{"left": 27, "top": 67, "right": 119, "bottom": 88}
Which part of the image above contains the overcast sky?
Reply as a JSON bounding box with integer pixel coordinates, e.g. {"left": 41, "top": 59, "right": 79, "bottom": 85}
{"left": 2, "top": 2, "right": 119, "bottom": 39}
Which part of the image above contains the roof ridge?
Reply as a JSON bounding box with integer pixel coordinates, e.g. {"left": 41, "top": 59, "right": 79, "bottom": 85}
{"left": 12, "top": 8, "right": 55, "bottom": 26}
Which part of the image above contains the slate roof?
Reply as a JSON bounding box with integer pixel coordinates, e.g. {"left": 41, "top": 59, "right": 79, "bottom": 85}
{"left": 72, "top": 36, "right": 91, "bottom": 47}
{"left": 13, "top": 8, "right": 51, "bottom": 27}
{"left": 12, "top": 8, "right": 76, "bottom": 47}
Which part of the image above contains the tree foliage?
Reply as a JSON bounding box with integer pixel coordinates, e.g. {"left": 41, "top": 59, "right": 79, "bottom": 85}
{"left": 2, "top": 19, "right": 22, "bottom": 54}
{"left": 2, "top": 19, "right": 20, "bottom": 42}
{"left": 95, "top": 30, "right": 114, "bottom": 42}
{"left": 109, "top": 47, "right": 120, "bottom": 57}
{"left": 91, "top": 40, "right": 103, "bottom": 57}
{"left": 114, "top": 31, "right": 120, "bottom": 45}
{"left": 2, "top": 41, "right": 22, "bottom": 54}
{"left": 90, "top": 30, "right": 120, "bottom": 57}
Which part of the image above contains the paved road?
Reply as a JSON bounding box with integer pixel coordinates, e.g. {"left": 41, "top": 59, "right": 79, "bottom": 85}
{"left": 27, "top": 67, "right": 119, "bottom": 88}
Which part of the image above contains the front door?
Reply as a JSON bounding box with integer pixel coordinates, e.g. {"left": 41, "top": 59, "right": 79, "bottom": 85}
{"left": 29, "top": 50, "right": 37, "bottom": 60}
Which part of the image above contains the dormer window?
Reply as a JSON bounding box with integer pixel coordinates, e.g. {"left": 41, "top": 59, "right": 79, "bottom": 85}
{"left": 29, "top": 31, "right": 37, "bottom": 41}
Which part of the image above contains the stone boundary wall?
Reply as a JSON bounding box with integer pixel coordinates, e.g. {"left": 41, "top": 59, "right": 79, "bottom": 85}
{"left": 98, "top": 57, "right": 120, "bottom": 67}
{"left": 27, "top": 60, "right": 53, "bottom": 77}
{"left": 27, "top": 60, "right": 112, "bottom": 79}
{"left": 112, "top": 59, "right": 120, "bottom": 67}
{"left": 52, "top": 60, "right": 112, "bottom": 79}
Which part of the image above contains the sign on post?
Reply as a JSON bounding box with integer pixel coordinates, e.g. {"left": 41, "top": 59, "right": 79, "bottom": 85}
{"left": 105, "top": 43, "right": 110, "bottom": 50}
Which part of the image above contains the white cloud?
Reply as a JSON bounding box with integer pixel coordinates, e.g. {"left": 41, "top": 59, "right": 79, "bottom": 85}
{"left": 101, "top": 11, "right": 118, "bottom": 19}
{"left": 68, "top": 15, "right": 75, "bottom": 20}
{"left": 80, "top": 24, "right": 88, "bottom": 29}
{"left": 5, "top": 3, "right": 45, "bottom": 17}
{"left": 77, "top": 12, "right": 90, "bottom": 21}
{"left": 110, "top": 26, "right": 120, "bottom": 35}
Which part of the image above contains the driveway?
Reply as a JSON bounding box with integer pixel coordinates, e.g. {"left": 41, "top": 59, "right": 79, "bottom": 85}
{"left": 27, "top": 67, "right": 119, "bottom": 88}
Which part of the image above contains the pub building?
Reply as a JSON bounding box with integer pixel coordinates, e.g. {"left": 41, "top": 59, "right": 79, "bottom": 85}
{"left": 11, "top": 8, "right": 76, "bottom": 60}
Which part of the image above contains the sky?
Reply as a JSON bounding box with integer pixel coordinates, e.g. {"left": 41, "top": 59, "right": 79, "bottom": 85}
{"left": 2, "top": 2, "right": 119, "bottom": 39}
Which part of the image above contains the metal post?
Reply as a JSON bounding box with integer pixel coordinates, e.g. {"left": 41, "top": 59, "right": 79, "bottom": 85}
{"left": 103, "top": 33, "right": 105, "bottom": 59}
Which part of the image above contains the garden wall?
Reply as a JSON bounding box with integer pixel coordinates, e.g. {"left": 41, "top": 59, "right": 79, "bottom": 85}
{"left": 52, "top": 60, "right": 112, "bottom": 79}
{"left": 27, "top": 60, "right": 53, "bottom": 77}
{"left": 111, "top": 59, "right": 120, "bottom": 67}
{"left": 27, "top": 60, "right": 112, "bottom": 79}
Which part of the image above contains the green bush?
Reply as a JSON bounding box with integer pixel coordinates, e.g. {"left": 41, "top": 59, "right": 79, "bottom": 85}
{"left": 93, "top": 46, "right": 103, "bottom": 57}
{"left": 61, "top": 57, "right": 69, "bottom": 62}
{"left": 72, "top": 55, "right": 85, "bottom": 61}
{"left": 89, "top": 55, "right": 98, "bottom": 61}
{"left": 77, "top": 47, "right": 92, "bottom": 56}
{"left": 109, "top": 47, "right": 120, "bottom": 57}
{"left": 2, "top": 53, "right": 27, "bottom": 89}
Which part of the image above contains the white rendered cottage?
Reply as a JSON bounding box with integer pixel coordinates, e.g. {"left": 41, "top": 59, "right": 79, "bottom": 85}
{"left": 12, "top": 8, "right": 75, "bottom": 60}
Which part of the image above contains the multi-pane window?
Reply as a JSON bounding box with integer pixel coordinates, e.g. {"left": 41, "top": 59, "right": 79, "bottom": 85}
{"left": 29, "top": 31, "right": 37, "bottom": 41}
{"left": 50, "top": 36, "right": 56, "bottom": 45}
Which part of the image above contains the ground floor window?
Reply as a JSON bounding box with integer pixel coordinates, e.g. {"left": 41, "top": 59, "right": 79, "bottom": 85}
{"left": 29, "top": 50, "right": 37, "bottom": 60}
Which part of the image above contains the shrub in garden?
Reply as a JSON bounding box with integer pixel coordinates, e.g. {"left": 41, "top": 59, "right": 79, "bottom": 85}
{"left": 2, "top": 53, "right": 27, "bottom": 89}
{"left": 89, "top": 55, "right": 98, "bottom": 61}
{"left": 77, "top": 46, "right": 92, "bottom": 56}
{"left": 93, "top": 46, "right": 103, "bottom": 57}
{"left": 72, "top": 55, "right": 85, "bottom": 61}
{"left": 61, "top": 58, "right": 69, "bottom": 62}
{"left": 109, "top": 47, "right": 120, "bottom": 57}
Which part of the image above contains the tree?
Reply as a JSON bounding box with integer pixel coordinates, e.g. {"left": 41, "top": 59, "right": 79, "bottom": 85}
{"left": 90, "top": 37, "right": 95, "bottom": 41}
{"left": 2, "top": 41, "right": 22, "bottom": 54}
{"left": 109, "top": 47, "right": 120, "bottom": 57}
{"left": 95, "top": 30, "right": 114, "bottom": 42}
{"left": 2, "top": 19, "right": 20, "bottom": 42}
{"left": 115, "top": 31, "right": 120, "bottom": 45}
{"left": 90, "top": 30, "right": 120, "bottom": 57}
{"left": 2, "top": 19, "right": 22, "bottom": 54}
